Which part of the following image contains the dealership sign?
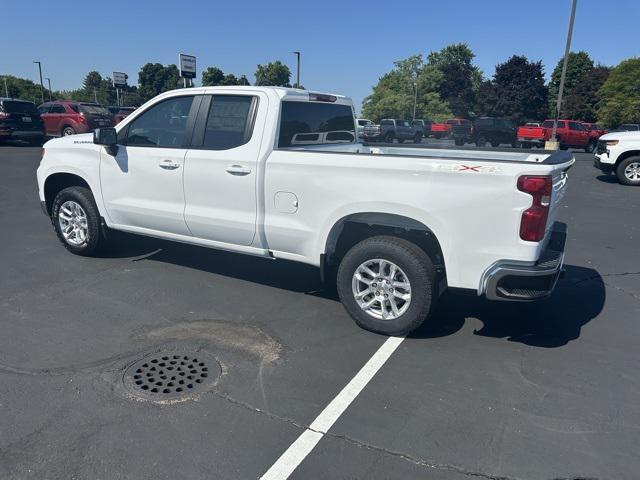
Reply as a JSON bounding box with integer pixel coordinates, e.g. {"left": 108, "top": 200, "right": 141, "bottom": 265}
{"left": 179, "top": 54, "right": 197, "bottom": 79}
{"left": 112, "top": 72, "right": 128, "bottom": 87}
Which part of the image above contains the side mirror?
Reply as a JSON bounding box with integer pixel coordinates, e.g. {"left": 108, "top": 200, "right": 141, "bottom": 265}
{"left": 94, "top": 127, "right": 118, "bottom": 155}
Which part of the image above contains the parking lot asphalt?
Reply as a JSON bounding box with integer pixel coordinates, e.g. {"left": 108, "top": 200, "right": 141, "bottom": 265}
{"left": 1, "top": 143, "right": 639, "bottom": 480}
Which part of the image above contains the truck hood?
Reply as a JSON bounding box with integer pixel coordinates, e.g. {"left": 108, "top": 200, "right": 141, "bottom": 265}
{"left": 600, "top": 130, "right": 640, "bottom": 141}
{"left": 43, "top": 133, "right": 96, "bottom": 149}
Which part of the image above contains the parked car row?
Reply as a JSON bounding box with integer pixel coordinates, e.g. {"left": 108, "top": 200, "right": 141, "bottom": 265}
{"left": 0, "top": 97, "right": 137, "bottom": 145}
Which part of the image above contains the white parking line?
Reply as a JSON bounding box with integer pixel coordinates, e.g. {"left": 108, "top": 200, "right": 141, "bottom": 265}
{"left": 260, "top": 335, "right": 405, "bottom": 480}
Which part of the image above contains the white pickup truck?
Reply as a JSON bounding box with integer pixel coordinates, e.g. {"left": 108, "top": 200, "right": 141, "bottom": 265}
{"left": 594, "top": 130, "right": 640, "bottom": 186}
{"left": 37, "top": 86, "right": 573, "bottom": 335}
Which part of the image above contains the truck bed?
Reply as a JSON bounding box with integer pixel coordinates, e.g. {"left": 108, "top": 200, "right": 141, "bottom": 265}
{"left": 290, "top": 142, "right": 573, "bottom": 165}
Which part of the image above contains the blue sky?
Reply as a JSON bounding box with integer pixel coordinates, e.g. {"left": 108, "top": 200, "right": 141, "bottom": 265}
{"left": 3, "top": 0, "right": 639, "bottom": 112}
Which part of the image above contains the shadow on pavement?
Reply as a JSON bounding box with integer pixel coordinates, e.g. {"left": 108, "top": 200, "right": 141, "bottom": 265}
{"left": 596, "top": 174, "right": 619, "bottom": 184}
{"left": 106, "top": 235, "right": 604, "bottom": 348}
{"left": 412, "top": 265, "right": 605, "bottom": 348}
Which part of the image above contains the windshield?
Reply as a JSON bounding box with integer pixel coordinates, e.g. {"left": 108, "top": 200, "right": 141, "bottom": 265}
{"left": 79, "top": 104, "right": 111, "bottom": 116}
{"left": 2, "top": 101, "right": 38, "bottom": 115}
{"left": 278, "top": 101, "right": 355, "bottom": 148}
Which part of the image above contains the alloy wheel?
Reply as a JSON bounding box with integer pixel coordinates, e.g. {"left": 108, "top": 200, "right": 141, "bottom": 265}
{"left": 352, "top": 259, "right": 412, "bottom": 320}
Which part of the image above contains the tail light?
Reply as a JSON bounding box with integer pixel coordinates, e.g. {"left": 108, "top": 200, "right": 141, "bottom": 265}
{"left": 0, "top": 111, "right": 10, "bottom": 120}
{"left": 517, "top": 175, "right": 552, "bottom": 242}
{"left": 78, "top": 113, "right": 87, "bottom": 124}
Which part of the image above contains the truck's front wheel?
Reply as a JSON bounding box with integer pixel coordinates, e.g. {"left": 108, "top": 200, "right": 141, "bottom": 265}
{"left": 336, "top": 236, "right": 437, "bottom": 336}
{"left": 51, "top": 186, "right": 104, "bottom": 256}
{"left": 617, "top": 156, "right": 640, "bottom": 186}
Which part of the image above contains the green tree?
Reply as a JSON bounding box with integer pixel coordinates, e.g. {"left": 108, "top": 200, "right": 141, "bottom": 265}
{"left": 488, "top": 55, "right": 548, "bottom": 123}
{"left": 562, "top": 66, "right": 610, "bottom": 122}
{"left": 202, "top": 67, "right": 225, "bottom": 86}
{"left": 237, "top": 75, "right": 250, "bottom": 86}
{"left": 362, "top": 55, "right": 451, "bottom": 122}
{"left": 548, "top": 51, "right": 594, "bottom": 116}
{"left": 1, "top": 75, "right": 47, "bottom": 104}
{"left": 597, "top": 58, "right": 640, "bottom": 127}
{"left": 82, "top": 71, "right": 103, "bottom": 90}
{"left": 138, "top": 63, "right": 180, "bottom": 102}
{"left": 255, "top": 61, "right": 291, "bottom": 87}
{"left": 426, "top": 43, "right": 482, "bottom": 117}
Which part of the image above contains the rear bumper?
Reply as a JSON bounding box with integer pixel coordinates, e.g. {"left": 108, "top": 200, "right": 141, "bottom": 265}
{"left": 481, "top": 222, "right": 566, "bottom": 301}
{"left": 0, "top": 129, "right": 44, "bottom": 140}
{"left": 518, "top": 137, "right": 545, "bottom": 145}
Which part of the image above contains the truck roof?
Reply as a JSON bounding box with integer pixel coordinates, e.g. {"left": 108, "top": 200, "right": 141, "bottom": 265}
{"left": 179, "top": 86, "right": 353, "bottom": 106}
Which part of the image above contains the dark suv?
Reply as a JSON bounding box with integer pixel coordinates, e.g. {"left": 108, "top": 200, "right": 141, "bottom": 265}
{"left": 452, "top": 117, "right": 517, "bottom": 147}
{"left": 0, "top": 98, "right": 45, "bottom": 145}
{"left": 363, "top": 119, "right": 421, "bottom": 143}
{"left": 39, "top": 101, "right": 114, "bottom": 137}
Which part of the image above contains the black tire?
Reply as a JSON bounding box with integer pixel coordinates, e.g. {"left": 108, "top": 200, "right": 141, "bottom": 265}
{"left": 397, "top": 138, "right": 405, "bottom": 144}
{"left": 413, "top": 133, "right": 422, "bottom": 144}
{"left": 384, "top": 133, "right": 394, "bottom": 143}
{"left": 61, "top": 125, "right": 76, "bottom": 136}
{"left": 585, "top": 140, "right": 596, "bottom": 153}
{"left": 491, "top": 141, "right": 500, "bottom": 148}
{"left": 476, "top": 137, "right": 487, "bottom": 148}
{"left": 336, "top": 236, "right": 437, "bottom": 336}
{"left": 51, "top": 186, "right": 104, "bottom": 256}
{"left": 616, "top": 156, "right": 640, "bottom": 186}
{"left": 434, "top": 133, "right": 442, "bottom": 139}
{"left": 511, "top": 141, "right": 520, "bottom": 149}
{"left": 454, "top": 138, "right": 464, "bottom": 146}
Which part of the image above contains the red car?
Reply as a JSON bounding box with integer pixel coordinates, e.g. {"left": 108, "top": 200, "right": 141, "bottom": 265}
{"left": 582, "top": 122, "right": 608, "bottom": 141}
{"left": 107, "top": 106, "right": 136, "bottom": 125}
{"left": 430, "top": 118, "right": 472, "bottom": 139}
{"left": 517, "top": 119, "right": 595, "bottom": 152}
{"left": 38, "top": 101, "right": 114, "bottom": 137}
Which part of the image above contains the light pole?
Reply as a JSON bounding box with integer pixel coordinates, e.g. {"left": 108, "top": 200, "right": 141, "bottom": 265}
{"left": 33, "top": 61, "right": 45, "bottom": 104}
{"left": 45, "top": 78, "right": 52, "bottom": 101}
{"left": 412, "top": 81, "right": 418, "bottom": 121}
{"left": 293, "top": 51, "right": 301, "bottom": 88}
{"left": 548, "top": 0, "right": 578, "bottom": 149}
{"left": 3, "top": 77, "right": 8, "bottom": 97}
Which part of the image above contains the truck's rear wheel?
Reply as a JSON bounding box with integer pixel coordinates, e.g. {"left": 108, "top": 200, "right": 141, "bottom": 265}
{"left": 384, "top": 133, "right": 394, "bottom": 143}
{"left": 617, "top": 156, "right": 640, "bottom": 186}
{"left": 413, "top": 133, "right": 422, "bottom": 143}
{"left": 585, "top": 140, "right": 596, "bottom": 153}
{"left": 336, "top": 236, "right": 437, "bottom": 336}
{"left": 51, "top": 186, "right": 104, "bottom": 256}
{"left": 454, "top": 138, "right": 464, "bottom": 146}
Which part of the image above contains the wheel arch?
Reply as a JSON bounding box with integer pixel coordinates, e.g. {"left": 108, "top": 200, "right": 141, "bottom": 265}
{"left": 615, "top": 150, "right": 640, "bottom": 168}
{"left": 43, "top": 172, "right": 92, "bottom": 215}
{"left": 322, "top": 212, "right": 447, "bottom": 283}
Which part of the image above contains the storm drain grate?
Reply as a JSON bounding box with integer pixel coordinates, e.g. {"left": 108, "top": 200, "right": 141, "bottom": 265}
{"left": 123, "top": 352, "right": 220, "bottom": 402}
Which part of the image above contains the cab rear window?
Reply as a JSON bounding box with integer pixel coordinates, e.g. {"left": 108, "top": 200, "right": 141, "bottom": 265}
{"left": 278, "top": 101, "right": 355, "bottom": 148}
{"left": 1, "top": 101, "right": 38, "bottom": 115}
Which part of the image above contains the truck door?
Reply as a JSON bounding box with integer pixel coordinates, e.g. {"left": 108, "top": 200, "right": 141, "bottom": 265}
{"left": 100, "top": 94, "right": 198, "bottom": 235}
{"left": 569, "top": 121, "right": 588, "bottom": 147}
{"left": 183, "top": 93, "right": 264, "bottom": 246}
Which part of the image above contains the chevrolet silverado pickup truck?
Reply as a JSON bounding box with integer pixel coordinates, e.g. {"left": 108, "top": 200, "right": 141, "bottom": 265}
{"left": 37, "top": 86, "right": 573, "bottom": 335}
{"left": 594, "top": 130, "right": 640, "bottom": 186}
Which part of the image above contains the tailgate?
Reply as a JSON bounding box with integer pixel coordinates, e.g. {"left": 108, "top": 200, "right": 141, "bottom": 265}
{"left": 544, "top": 152, "right": 573, "bottom": 238}
{"left": 517, "top": 126, "right": 545, "bottom": 139}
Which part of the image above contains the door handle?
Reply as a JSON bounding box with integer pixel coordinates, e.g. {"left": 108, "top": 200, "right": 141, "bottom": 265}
{"left": 159, "top": 160, "right": 180, "bottom": 170}
{"left": 225, "top": 164, "right": 251, "bottom": 175}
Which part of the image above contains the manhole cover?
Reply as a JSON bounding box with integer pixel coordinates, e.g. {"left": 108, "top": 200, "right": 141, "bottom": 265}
{"left": 123, "top": 352, "right": 220, "bottom": 402}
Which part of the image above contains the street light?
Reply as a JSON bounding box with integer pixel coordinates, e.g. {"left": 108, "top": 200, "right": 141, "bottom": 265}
{"left": 548, "top": 0, "right": 578, "bottom": 149}
{"left": 45, "top": 78, "right": 52, "bottom": 101}
{"left": 33, "top": 61, "right": 45, "bottom": 104}
{"left": 292, "top": 51, "right": 301, "bottom": 88}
